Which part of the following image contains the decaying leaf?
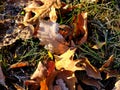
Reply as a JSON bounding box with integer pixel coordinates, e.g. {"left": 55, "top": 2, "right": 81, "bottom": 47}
{"left": 79, "top": 58, "right": 102, "bottom": 80}
{"left": 55, "top": 48, "right": 84, "bottom": 71}
{"left": 9, "top": 61, "right": 29, "bottom": 69}
{"left": 37, "top": 20, "right": 69, "bottom": 54}
{"left": 0, "top": 64, "right": 7, "bottom": 87}
{"left": 72, "top": 12, "right": 88, "bottom": 45}
{"left": 75, "top": 70, "right": 103, "bottom": 90}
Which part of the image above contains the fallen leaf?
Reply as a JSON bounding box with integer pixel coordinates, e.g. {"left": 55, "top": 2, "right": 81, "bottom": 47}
{"left": 55, "top": 48, "right": 101, "bottom": 80}
{"left": 46, "top": 61, "right": 55, "bottom": 76}
{"left": 75, "top": 70, "right": 103, "bottom": 90}
{"left": 99, "top": 55, "right": 114, "bottom": 72}
{"left": 55, "top": 48, "right": 84, "bottom": 71}
{"left": 23, "top": 0, "right": 61, "bottom": 24}
{"left": 37, "top": 21, "right": 69, "bottom": 54}
{"left": 58, "top": 24, "right": 73, "bottom": 40}
{"left": 72, "top": 12, "right": 88, "bottom": 45}
{"left": 79, "top": 58, "right": 102, "bottom": 80}
{"left": 24, "top": 80, "right": 40, "bottom": 90}
{"left": 40, "top": 79, "right": 48, "bottom": 90}
{"left": 9, "top": 61, "right": 29, "bottom": 69}
{"left": 31, "top": 61, "right": 48, "bottom": 83}
{"left": 56, "top": 70, "right": 78, "bottom": 90}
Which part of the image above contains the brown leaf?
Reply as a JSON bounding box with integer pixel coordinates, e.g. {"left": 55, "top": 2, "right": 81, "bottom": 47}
{"left": 99, "top": 55, "right": 114, "bottom": 72}
{"left": 72, "top": 12, "right": 88, "bottom": 45}
{"left": 9, "top": 61, "right": 29, "bottom": 69}
{"left": 75, "top": 70, "right": 103, "bottom": 90}
{"left": 56, "top": 70, "right": 78, "bottom": 90}
{"left": 79, "top": 58, "right": 102, "bottom": 80}
{"left": 55, "top": 48, "right": 84, "bottom": 71}
{"left": 24, "top": 80, "right": 39, "bottom": 90}
{"left": 41, "top": 70, "right": 78, "bottom": 90}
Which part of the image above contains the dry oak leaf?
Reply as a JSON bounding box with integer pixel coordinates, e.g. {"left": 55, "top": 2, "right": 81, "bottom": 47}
{"left": 55, "top": 48, "right": 102, "bottom": 80}
{"left": 37, "top": 21, "right": 69, "bottom": 54}
{"left": 72, "top": 12, "right": 88, "bottom": 45}
{"left": 23, "top": 0, "right": 61, "bottom": 23}
{"left": 55, "top": 48, "right": 84, "bottom": 71}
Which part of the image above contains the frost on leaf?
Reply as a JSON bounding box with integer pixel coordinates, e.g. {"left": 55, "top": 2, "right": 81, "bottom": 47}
{"left": 37, "top": 21, "right": 69, "bottom": 54}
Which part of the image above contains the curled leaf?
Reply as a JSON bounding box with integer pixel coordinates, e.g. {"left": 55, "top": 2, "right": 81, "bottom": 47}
{"left": 72, "top": 12, "right": 88, "bottom": 45}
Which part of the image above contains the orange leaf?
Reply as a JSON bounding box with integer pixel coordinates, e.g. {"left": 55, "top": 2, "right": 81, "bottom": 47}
{"left": 9, "top": 61, "right": 29, "bottom": 69}
{"left": 72, "top": 12, "right": 88, "bottom": 45}
{"left": 40, "top": 79, "right": 48, "bottom": 90}
{"left": 46, "top": 61, "right": 55, "bottom": 76}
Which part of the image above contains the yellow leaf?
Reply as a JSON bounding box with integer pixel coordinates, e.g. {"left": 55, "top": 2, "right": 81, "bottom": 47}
{"left": 55, "top": 48, "right": 84, "bottom": 71}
